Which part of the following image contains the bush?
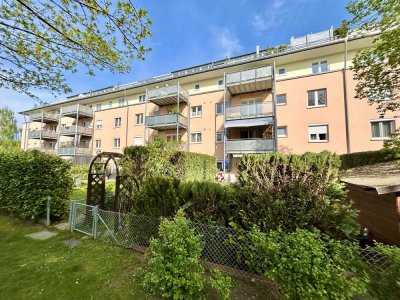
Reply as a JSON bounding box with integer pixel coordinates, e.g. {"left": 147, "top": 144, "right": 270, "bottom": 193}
{"left": 144, "top": 209, "right": 232, "bottom": 300}
{"left": 69, "top": 165, "right": 89, "bottom": 181}
{"left": 340, "top": 149, "right": 400, "bottom": 170}
{"left": 248, "top": 228, "right": 369, "bottom": 299}
{"left": 236, "top": 151, "right": 360, "bottom": 239}
{"left": 366, "top": 243, "right": 400, "bottom": 299}
{"left": 0, "top": 150, "right": 73, "bottom": 219}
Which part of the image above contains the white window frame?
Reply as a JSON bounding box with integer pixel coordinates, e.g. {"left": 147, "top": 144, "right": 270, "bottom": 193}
{"left": 118, "top": 98, "right": 125, "bottom": 107}
{"left": 194, "top": 84, "right": 200, "bottom": 91}
{"left": 308, "top": 124, "right": 329, "bottom": 143}
{"left": 216, "top": 103, "right": 224, "bottom": 115}
{"left": 276, "top": 94, "right": 287, "bottom": 106}
{"left": 95, "top": 139, "right": 101, "bottom": 149}
{"left": 370, "top": 119, "right": 395, "bottom": 140}
{"left": 108, "top": 101, "right": 113, "bottom": 109}
{"left": 166, "top": 133, "right": 180, "bottom": 142}
{"left": 216, "top": 160, "right": 224, "bottom": 171}
{"left": 218, "top": 80, "right": 224, "bottom": 88}
{"left": 191, "top": 105, "right": 202, "bottom": 118}
{"left": 114, "top": 117, "right": 122, "bottom": 128}
{"left": 134, "top": 136, "right": 143, "bottom": 146}
{"left": 96, "top": 120, "right": 102, "bottom": 130}
{"left": 312, "top": 60, "right": 329, "bottom": 74}
{"left": 139, "top": 94, "right": 146, "bottom": 103}
{"left": 96, "top": 103, "right": 102, "bottom": 111}
{"left": 113, "top": 138, "right": 121, "bottom": 148}
{"left": 135, "top": 113, "right": 144, "bottom": 125}
{"left": 216, "top": 132, "right": 224, "bottom": 143}
{"left": 277, "top": 126, "right": 287, "bottom": 138}
{"left": 277, "top": 68, "right": 286, "bottom": 76}
{"left": 190, "top": 132, "right": 202, "bottom": 143}
{"left": 307, "top": 89, "right": 327, "bottom": 108}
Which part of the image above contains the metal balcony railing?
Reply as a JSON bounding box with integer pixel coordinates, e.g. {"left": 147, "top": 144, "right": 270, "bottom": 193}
{"left": 225, "top": 139, "right": 274, "bottom": 154}
{"left": 226, "top": 103, "right": 274, "bottom": 120}
{"left": 61, "top": 105, "right": 94, "bottom": 117}
{"left": 58, "top": 146, "right": 91, "bottom": 156}
{"left": 29, "top": 112, "right": 59, "bottom": 122}
{"left": 28, "top": 129, "right": 58, "bottom": 139}
{"left": 59, "top": 125, "right": 92, "bottom": 136}
{"left": 145, "top": 113, "right": 189, "bottom": 128}
{"left": 147, "top": 85, "right": 189, "bottom": 104}
{"left": 226, "top": 66, "right": 273, "bottom": 86}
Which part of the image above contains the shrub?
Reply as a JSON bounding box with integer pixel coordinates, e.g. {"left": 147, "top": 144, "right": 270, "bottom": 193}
{"left": 69, "top": 165, "right": 89, "bottom": 181}
{"left": 366, "top": 243, "right": 400, "bottom": 300}
{"left": 248, "top": 228, "right": 369, "bottom": 299}
{"left": 177, "top": 152, "right": 216, "bottom": 181}
{"left": 236, "top": 151, "right": 360, "bottom": 239}
{"left": 340, "top": 149, "right": 400, "bottom": 170}
{"left": 143, "top": 209, "right": 231, "bottom": 300}
{"left": 0, "top": 150, "right": 73, "bottom": 219}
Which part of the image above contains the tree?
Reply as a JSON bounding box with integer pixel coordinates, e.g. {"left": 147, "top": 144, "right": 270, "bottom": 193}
{"left": 347, "top": 0, "right": 400, "bottom": 115}
{"left": 0, "top": 0, "right": 152, "bottom": 98}
{"left": 0, "top": 107, "right": 18, "bottom": 140}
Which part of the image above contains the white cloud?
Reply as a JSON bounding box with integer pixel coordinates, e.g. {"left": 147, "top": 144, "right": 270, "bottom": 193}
{"left": 210, "top": 27, "right": 243, "bottom": 58}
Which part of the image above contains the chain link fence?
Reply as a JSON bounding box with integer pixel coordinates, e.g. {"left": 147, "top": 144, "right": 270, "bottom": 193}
{"left": 69, "top": 201, "right": 390, "bottom": 279}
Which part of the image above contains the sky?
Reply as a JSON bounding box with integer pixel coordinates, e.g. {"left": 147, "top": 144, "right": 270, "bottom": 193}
{"left": 0, "top": 0, "right": 352, "bottom": 127}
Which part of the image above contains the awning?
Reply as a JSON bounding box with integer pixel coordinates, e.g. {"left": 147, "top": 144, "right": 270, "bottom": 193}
{"left": 225, "top": 117, "right": 273, "bottom": 128}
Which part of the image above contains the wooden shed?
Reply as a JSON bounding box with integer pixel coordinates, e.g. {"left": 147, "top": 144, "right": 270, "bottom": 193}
{"left": 342, "top": 161, "right": 400, "bottom": 246}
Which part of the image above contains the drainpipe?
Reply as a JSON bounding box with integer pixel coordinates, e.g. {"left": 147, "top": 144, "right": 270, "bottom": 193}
{"left": 39, "top": 110, "right": 44, "bottom": 150}
{"left": 343, "top": 34, "right": 351, "bottom": 153}
{"left": 223, "top": 72, "right": 227, "bottom": 182}
{"left": 125, "top": 89, "right": 129, "bottom": 149}
{"left": 144, "top": 88, "right": 148, "bottom": 144}
{"left": 177, "top": 83, "right": 180, "bottom": 142}
{"left": 272, "top": 61, "right": 278, "bottom": 152}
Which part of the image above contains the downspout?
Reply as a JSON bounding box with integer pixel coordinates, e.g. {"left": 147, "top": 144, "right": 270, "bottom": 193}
{"left": 39, "top": 110, "right": 43, "bottom": 150}
{"left": 144, "top": 89, "right": 148, "bottom": 144}
{"left": 125, "top": 89, "right": 129, "bottom": 149}
{"left": 342, "top": 34, "right": 351, "bottom": 153}
{"left": 272, "top": 61, "right": 278, "bottom": 152}
{"left": 223, "top": 72, "right": 227, "bottom": 182}
{"left": 23, "top": 114, "right": 28, "bottom": 150}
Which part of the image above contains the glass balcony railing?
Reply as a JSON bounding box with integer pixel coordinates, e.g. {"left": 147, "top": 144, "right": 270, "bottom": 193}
{"left": 61, "top": 105, "right": 94, "bottom": 117}
{"left": 59, "top": 125, "right": 92, "bottom": 136}
{"left": 226, "top": 103, "right": 273, "bottom": 120}
{"left": 225, "top": 139, "right": 274, "bottom": 154}
{"left": 28, "top": 129, "right": 58, "bottom": 139}
{"left": 226, "top": 66, "right": 273, "bottom": 86}
{"left": 147, "top": 84, "right": 189, "bottom": 105}
{"left": 145, "top": 113, "right": 189, "bottom": 129}
{"left": 29, "top": 112, "right": 59, "bottom": 122}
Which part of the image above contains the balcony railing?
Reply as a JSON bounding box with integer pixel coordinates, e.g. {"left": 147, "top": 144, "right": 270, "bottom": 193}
{"left": 58, "top": 146, "right": 91, "bottom": 156}
{"left": 147, "top": 85, "right": 189, "bottom": 105}
{"left": 28, "top": 129, "right": 58, "bottom": 139}
{"left": 145, "top": 113, "right": 189, "bottom": 129}
{"left": 226, "top": 103, "right": 273, "bottom": 120}
{"left": 225, "top": 139, "right": 274, "bottom": 154}
{"left": 59, "top": 125, "right": 92, "bottom": 136}
{"left": 61, "top": 105, "right": 94, "bottom": 117}
{"left": 30, "top": 112, "right": 59, "bottom": 122}
{"left": 226, "top": 66, "right": 273, "bottom": 86}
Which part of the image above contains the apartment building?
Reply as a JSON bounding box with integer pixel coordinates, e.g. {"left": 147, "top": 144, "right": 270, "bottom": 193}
{"left": 20, "top": 28, "right": 398, "bottom": 180}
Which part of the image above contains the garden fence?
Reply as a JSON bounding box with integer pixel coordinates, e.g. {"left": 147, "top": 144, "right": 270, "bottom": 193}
{"left": 69, "top": 201, "right": 389, "bottom": 278}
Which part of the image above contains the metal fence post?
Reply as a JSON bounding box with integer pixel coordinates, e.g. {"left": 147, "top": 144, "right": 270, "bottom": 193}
{"left": 46, "top": 196, "right": 51, "bottom": 226}
{"left": 69, "top": 201, "right": 76, "bottom": 231}
{"left": 92, "top": 205, "right": 98, "bottom": 239}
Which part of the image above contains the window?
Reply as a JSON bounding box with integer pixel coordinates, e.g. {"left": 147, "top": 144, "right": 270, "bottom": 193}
{"left": 216, "top": 132, "right": 223, "bottom": 143}
{"left": 371, "top": 120, "right": 395, "bottom": 139}
{"left": 96, "top": 103, "right": 102, "bottom": 111}
{"left": 216, "top": 161, "right": 224, "bottom": 171}
{"left": 194, "top": 84, "right": 200, "bottom": 91}
{"left": 278, "top": 68, "right": 286, "bottom": 76}
{"left": 191, "top": 105, "right": 202, "bottom": 117}
{"left": 277, "top": 126, "right": 287, "bottom": 137}
{"left": 139, "top": 94, "right": 146, "bottom": 103}
{"left": 108, "top": 101, "right": 113, "bottom": 109}
{"left": 216, "top": 103, "right": 224, "bottom": 115}
{"left": 312, "top": 60, "right": 329, "bottom": 74}
{"left": 135, "top": 113, "right": 144, "bottom": 125}
{"left": 118, "top": 98, "right": 125, "bottom": 107}
{"left": 95, "top": 139, "right": 101, "bottom": 149}
{"left": 308, "top": 125, "right": 328, "bottom": 142}
{"left": 308, "top": 89, "right": 327, "bottom": 107}
{"left": 191, "top": 132, "right": 202, "bottom": 143}
{"left": 113, "top": 138, "right": 121, "bottom": 148}
{"left": 276, "top": 94, "right": 287, "bottom": 105}
{"left": 134, "top": 136, "right": 143, "bottom": 145}
{"left": 114, "top": 117, "right": 121, "bottom": 127}
{"left": 218, "top": 80, "right": 224, "bottom": 88}
{"left": 166, "top": 134, "right": 180, "bottom": 142}
{"left": 96, "top": 120, "right": 102, "bottom": 130}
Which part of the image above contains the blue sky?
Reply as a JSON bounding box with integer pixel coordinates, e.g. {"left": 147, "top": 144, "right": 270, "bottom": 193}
{"left": 0, "top": 0, "right": 351, "bottom": 127}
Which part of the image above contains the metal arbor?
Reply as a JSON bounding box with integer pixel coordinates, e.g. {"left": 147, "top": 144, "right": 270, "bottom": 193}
{"left": 86, "top": 152, "right": 131, "bottom": 213}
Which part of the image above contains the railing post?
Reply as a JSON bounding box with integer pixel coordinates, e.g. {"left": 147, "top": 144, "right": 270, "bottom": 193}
{"left": 46, "top": 196, "right": 51, "bottom": 227}
{"left": 92, "top": 205, "right": 98, "bottom": 239}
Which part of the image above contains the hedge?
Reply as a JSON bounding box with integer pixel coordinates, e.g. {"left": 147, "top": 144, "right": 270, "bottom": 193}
{"left": 0, "top": 150, "right": 73, "bottom": 219}
{"left": 340, "top": 149, "right": 400, "bottom": 170}
{"left": 177, "top": 151, "right": 216, "bottom": 181}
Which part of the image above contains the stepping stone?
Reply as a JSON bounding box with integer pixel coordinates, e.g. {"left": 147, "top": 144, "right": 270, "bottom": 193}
{"left": 25, "top": 230, "right": 58, "bottom": 240}
{"left": 63, "top": 238, "right": 81, "bottom": 247}
{"left": 55, "top": 222, "right": 69, "bottom": 231}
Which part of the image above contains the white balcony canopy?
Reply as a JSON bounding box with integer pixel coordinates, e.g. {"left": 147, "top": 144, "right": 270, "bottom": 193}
{"left": 225, "top": 117, "right": 273, "bottom": 128}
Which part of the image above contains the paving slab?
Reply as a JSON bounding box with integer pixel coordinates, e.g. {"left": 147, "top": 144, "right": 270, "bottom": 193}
{"left": 54, "top": 222, "right": 69, "bottom": 231}
{"left": 63, "top": 238, "right": 81, "bottom": 247}
{"left": 25, "top": 230, "right": 58, "bottom": 240}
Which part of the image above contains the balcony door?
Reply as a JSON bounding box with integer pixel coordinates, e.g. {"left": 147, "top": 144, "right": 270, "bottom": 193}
{"left": 240, "top": 128, "right": 263, "bottom": 139}
{"left": 240, "top": 99, "right": 262, "bottom": 117}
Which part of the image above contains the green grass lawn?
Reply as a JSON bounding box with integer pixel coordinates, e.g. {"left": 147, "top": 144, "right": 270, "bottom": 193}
{"left": 0, "top": 214, "right": 148, "bottom": 300}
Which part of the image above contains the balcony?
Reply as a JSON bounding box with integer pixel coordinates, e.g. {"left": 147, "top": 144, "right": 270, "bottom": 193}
{"left": 59, "top": 125, "right": 92, "bottom": 136}
{"left": 147, "top": 84, "right": 189, "bottom": 106}
{"left": 226, "top": 103, "right": 274, "bottom": 120}
{"left": 225, "top": 139, "right": 274, "bottom": 154}
{"left": 28, "top": 129, "right": 58, "bottom": 140}
{"left": 58, "top": 146, "right": 91, "bottom": 156}
{"left": 145, "top": 113, "right": 189, "bottom": 130}
{"left": 226, "top": 66, "right": 273, "bottom": 95}
{"left": 61, "top": 104, "right": 94, "bottom": 118}
{"left": 29, "top": 112, "right": 58, "bottom": 123}
{"left": 31, "top": 147, "right": 56, "bottom": 155}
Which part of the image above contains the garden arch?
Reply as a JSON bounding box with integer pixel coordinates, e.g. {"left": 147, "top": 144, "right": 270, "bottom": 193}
{"left": 86, "top": 152, "right": 131, "bottom": 212}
